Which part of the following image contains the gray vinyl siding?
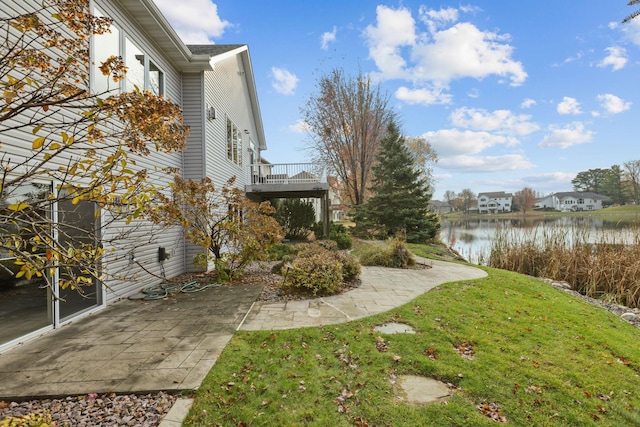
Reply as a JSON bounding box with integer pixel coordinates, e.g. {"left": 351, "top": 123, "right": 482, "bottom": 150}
{"left": 93, "top": 0, "right": 186, "bottom": 301}
{"left": 181, "top": 73, "right": 208, "bottom": 270}
{"left": 182, "top": 73, "right": 206, "bottom": 180}
{"left": 204, "top": 53, "right": 260, "bottom": 189}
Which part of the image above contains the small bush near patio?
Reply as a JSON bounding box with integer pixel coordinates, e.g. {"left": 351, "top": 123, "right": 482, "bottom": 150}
{"left": 314, "top": 221, "right": 353, "bottom": 249}
{"left": 358, "top": 236, "right": 416, "bottom": 268}
{"left": 278, "top": 242, "right": 361, "bottom": 296}
{"left": 265, "top": 242, "right": 297, "bottom": 261}
{"left": 333, "top": 250, "right": 361, "bottom": 282}
{"left": 284, "top": 251, "right": 343, "bottom": 295}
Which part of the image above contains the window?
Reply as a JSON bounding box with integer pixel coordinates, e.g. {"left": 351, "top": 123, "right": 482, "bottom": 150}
{"left": 149, "top": 61, "right": 164, "bottom": 96}
{"left": 91, "top": 9, "right": 120, "bottom": 95}
{"left": 124, "top": 38, "right": 164, "bottom": 95}
{"left": 226, "top": 118, "right": 242, "bottom": 165}
{"left": 125, "top": 39, "right": 145, "bottom": 91}
{"left": 91, "top": 10, "right": 165, "bottom": 96}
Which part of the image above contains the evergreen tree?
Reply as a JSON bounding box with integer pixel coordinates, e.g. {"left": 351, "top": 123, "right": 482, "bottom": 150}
{"left": 356, "top": 121, "right": 440, "bottom": 243}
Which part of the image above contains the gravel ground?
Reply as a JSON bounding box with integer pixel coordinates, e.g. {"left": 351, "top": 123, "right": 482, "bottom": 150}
{"left": 0, "top": 392, "right": 176, "bottom": 426}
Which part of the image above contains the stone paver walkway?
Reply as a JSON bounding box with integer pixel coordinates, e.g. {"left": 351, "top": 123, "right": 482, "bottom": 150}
{"left": 240, "top": 258, "right": 487, "bottom": 331}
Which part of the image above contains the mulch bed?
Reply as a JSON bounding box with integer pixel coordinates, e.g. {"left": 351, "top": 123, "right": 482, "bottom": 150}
{"left": 164, "top": 261, "right": 362, "bottom": 303}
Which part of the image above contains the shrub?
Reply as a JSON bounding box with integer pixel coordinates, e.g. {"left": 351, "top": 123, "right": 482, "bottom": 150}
{"left": 316, "top": 239, "right": 338, "bottom": 251}
{"left": 265, "top": 242, "right": 297, "bottom": 261}
{"left": 274, "top": 198, "right": 316, "bottom": 240}
{"left": 333, "top": 251, "right": 361, "bottom": 282}
{"left": 315, "top": 221, "right": 353, "bottom": 249}
{"left": 278, "top": 242, "right": 361, "bottom": 295}
{"left": 312, "top": 220, "right": 325, "bottom": 239}
{"left": 359, "top": 237, "right": 415, "bottom": 269}
{"left": 284, "top": 251, "right": 343, "bottom": 295}
{"left": 0, "top": 412, "right": 53, "bottom": 427}
{"left": 330, "top": 230, "right": 352, "bottom": 250}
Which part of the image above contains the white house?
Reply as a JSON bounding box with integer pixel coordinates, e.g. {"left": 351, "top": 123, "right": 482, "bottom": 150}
{"left": 536, "top": 192, "right": 609, "bottom": 212}
{"left": 477, "top": 192, "right": 513, "bottom": 214}
{"left": 0, "top": 0, "right": 266, "bottom": 349}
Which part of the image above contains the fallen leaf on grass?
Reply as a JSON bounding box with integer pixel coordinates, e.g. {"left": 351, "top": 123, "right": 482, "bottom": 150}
{"left": 375, "top": 336, "right": 388, "bottom": 352}
{"left": 423, "top": 347, "right": 437, "bottom": 360}
{"left": 618, "top": 357, "right": 630, "bottom": 365}
{"left": 477, "top": 402, "right": 507, "bottom": 423}
{"left": 526, "top": 385, "right": 543, "bottom": 394}
{"left": 454, "top": 340, "right": 475, "bottom": 360}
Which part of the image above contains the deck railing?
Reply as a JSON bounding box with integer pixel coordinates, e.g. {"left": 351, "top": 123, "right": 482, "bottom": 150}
{"left": 246, "top": 163, "right": 326, "bottom": 185}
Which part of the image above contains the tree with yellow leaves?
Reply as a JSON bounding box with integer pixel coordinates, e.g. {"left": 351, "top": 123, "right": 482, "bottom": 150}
{"left": 0, "top": 0, "right": 188, "bottom": 293}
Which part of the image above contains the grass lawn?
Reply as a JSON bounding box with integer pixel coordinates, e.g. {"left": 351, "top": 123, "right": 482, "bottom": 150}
{"left": 184, "top": 253, "right": 640, "bottom": 426}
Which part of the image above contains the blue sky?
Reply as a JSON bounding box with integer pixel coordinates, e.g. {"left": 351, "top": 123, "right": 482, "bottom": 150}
{"left": 153, "top": 0, "right": 640, "bottom": 200}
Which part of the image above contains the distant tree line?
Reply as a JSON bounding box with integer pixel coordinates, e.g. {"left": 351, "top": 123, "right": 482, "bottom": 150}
{"left": 571, "top": 162, "right": 640, "bottom": 205}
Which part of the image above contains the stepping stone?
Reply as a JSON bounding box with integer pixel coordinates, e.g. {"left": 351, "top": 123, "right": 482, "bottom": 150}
{"left": 374, "top": 322, "right": 416, "bottom": 334}
{"left": 396, "top": 375, "right": 451, "bottom": 405}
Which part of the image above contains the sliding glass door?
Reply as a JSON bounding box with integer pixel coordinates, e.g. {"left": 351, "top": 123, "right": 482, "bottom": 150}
{"left": 0, "top": 183, "right": 102, "bottom": 346}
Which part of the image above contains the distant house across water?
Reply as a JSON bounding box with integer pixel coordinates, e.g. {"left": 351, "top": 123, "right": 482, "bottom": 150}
{"left": 536, "top": 192, "right": 609, "bottom": 212}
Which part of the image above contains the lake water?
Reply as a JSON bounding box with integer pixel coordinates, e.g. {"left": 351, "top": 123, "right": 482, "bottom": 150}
{"left": 440, "top": 216, "right": 639, "bottom": 264}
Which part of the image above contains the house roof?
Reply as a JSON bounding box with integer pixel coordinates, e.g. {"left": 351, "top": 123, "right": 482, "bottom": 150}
{"left": 114, "top": 0, "right": 212, "bottom": 72}
{"left": 550, "top": 191, "right": 610, "bottom": 200}
{"left": 187, "top": 44, "right": 246, "bottom": 57}
{"left": 478, "top": 191, "right": 513, "bottom": 198}
{"left": 187, "top": 44, "right": 266, "bottom": 152}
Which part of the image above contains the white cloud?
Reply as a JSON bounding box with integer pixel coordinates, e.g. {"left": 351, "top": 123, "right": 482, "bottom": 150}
{"left": 557, "top": 97, "right": 582, "bottom": 115}
{"left": 395, "top": 86, "right": 452, "bottom": 105}
{"left": 438, "top": 154, "right": 534, "bottom": 172}
{"left": 521, "top": 98, "right": 536, "bottom": 109}
{"left": 598, "top": 46, "right": 627, "bottom": 71}
{"left": 518, "top": 172, "right": 576, "bottom": 194}
{"left": 450, "top": 107, "right": 539, "bottom": 136}
{"left": 153, "top": 0, "right": 230, "bottom": 43}
{"left": 421, "top": 129, "right": 511, "bottom": 157}
{"left": 596, "top": 93, "right": 631, "bottom": 114}
{"left": 418, "top": 6, "right": 458, "bottom": 32}
{"left": 522, "top": 172, "right": 575, "bottom": 186}
{"left": 467, "top": 88, "right": 480, "bottom": 98}
{"left": 288, "top": 119, "right": 311, "bottom": 133}
{"left": 364, "top": 6, "right": 526, "bottom": 88}
{"left": 619, "top": 19, "right": 640, "bottom": 46}
{"left": 409, "top": 22, "right": 527, "bottom": 86}
{"left": 320, "top": 26, "right": 337, "bottom": 50}
{"left": 271, "top": 67, "right": 299, "bottom": 95}
{"left": 538, "top": 122, "right": 594, "bottom": 149}
{"left": 364, "top": 5, "right": 416, "bottom": 80}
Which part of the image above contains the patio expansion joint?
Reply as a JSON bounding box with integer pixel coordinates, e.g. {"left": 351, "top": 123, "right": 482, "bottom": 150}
{"left": 319, "top": 297, "right": 354, "bottom": 321}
